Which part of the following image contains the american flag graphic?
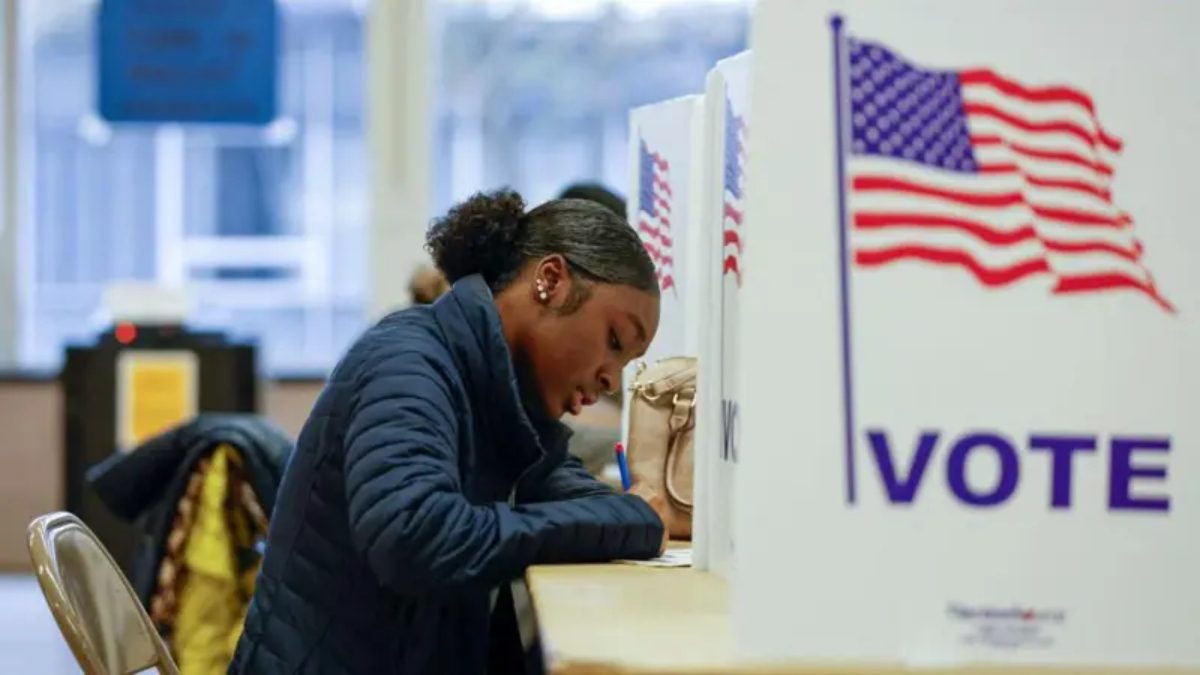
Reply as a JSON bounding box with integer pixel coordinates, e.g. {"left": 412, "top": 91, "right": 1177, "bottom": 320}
{"left": 723, "top": 95, "right": 747, "bottom": 286}
{"left": 637, "top": 139, "right": 675, "bottom": 293}
{"left": 843, "top": 37, "right": 1174, "bottom": 313}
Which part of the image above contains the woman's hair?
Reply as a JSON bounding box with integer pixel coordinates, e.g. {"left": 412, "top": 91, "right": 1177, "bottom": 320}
{"left": 425, "top": 189, "right": 658, "bottom": 310}
{"left": 557, "top": 183, "right": 627, "bottom": 220}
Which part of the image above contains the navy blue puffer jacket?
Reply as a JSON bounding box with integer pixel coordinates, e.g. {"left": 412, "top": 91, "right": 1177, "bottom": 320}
{"left": 229, "top": 275, "right": 664, "bottom": 675}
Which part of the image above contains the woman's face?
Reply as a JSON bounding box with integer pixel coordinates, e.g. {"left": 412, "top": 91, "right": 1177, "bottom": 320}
{"left": 519, "top": 258, "right": 659, "bottom": 419}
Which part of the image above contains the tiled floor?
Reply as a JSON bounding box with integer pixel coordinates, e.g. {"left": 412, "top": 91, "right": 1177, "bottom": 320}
{"left": 0, "top": 575, "right": 81, "bottom": 674}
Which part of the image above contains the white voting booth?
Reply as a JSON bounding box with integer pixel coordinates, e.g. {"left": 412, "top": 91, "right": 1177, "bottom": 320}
{"left": 694, "top": 51, "right": 752, "bottom": 579}
{"left": 625, "top": 96, "right": 706, "bottom": 365}
{"left": 623, "top": 95, "right": 711, "bottom": 560}
{"left": 732, "top": 0, "right": 1200, "bottom": 667}
{"left": 625, "top": 58, "right": 753, "bottom": 576}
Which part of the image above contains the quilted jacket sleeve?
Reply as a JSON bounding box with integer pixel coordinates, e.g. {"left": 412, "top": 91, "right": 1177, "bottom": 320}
{"left": 343, "top": 347, "right": 664, "bottom": 597}
{"left": 520, "top": 455, "right": 616, "bottom": 502}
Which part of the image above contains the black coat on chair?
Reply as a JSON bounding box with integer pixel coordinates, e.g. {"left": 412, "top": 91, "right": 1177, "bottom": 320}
{"left": 86, "top": 413, "right": 294, "bottom": 608}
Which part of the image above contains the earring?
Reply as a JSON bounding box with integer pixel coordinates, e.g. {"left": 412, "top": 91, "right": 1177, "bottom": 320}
{"left": 536, "top": 280, "right": 548, "bottom": 302}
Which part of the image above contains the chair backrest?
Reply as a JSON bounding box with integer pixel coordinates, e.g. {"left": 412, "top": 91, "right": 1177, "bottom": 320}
{"left": 27, "top": 512, "right": 179, "bottom": 675}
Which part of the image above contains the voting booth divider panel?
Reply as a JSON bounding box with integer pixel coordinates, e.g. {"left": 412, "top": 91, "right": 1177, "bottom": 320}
{"left": 732, "top": 0, "right": 1200, "bottom": 667}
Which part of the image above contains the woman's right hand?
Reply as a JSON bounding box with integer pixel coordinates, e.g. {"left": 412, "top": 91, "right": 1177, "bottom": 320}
{"left": 627, "top": 483, "right": 670, "bottom": 555}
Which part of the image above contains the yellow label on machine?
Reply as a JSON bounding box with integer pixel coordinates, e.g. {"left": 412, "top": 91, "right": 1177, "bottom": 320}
{"left": 117, "top": 350, "right": 199, "bottom": 450}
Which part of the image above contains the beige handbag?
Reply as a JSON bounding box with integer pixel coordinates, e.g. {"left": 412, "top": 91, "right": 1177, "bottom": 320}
{"left": 626, "top": 356, "right": 696, "bottom": 540}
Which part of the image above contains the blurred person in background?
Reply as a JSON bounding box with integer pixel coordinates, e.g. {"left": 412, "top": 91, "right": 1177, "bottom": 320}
{"left": 408, "top": 264, "right": 450, "bottom": 305}
{"left": 230, "top": 189, "right": 670, "bottom": 675}
{"left": 558, "top": 181, "right": 626, "bottom": 221}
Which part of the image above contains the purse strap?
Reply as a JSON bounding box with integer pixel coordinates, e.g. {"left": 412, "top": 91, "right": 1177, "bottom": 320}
{"left": 633, "top": 357, "right": 698, "bottom": 401}
{"left": 663, "top": 389, "right": 695, "bottom": 512}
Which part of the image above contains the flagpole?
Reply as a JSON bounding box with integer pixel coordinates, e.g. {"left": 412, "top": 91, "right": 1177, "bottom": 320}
{"left": 831, "top": 15, "right": 857, "bottom": 505}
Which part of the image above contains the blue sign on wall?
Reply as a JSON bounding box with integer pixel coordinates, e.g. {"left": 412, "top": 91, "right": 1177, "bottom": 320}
{"left": 97, "top": 0, "right": 279, "bottom": 125}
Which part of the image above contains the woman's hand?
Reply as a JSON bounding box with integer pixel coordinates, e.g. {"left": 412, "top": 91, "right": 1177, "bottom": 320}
{"left": 627, "top": 483, "right": 671, "bottom": 555}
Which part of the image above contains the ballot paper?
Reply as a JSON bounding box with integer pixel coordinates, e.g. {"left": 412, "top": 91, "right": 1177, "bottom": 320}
{"left": 620, "top": 548, "right": 693, "bottom": 568}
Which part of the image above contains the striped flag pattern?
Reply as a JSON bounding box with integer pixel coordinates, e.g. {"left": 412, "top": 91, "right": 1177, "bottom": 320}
{"left": 723, "top": 95, "right": 747, "bottom": 286}
{"left": 844, "top": 37, "right": 1174, "bottom": 312}
{"left": 637, "top": 139, "right": 675, "bottom": 293}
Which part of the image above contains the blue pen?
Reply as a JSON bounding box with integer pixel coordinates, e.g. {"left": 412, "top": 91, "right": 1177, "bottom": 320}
{"left": 614, "top": 443, "right": 632, "bottom": 492}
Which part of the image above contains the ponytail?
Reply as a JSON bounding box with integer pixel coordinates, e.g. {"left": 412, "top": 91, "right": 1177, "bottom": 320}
{"left": 425, "top": 189, "right": 528, "bottom": 287}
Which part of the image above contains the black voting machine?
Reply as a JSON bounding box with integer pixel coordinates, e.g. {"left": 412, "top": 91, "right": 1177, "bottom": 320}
{"left": 60, "top": 323, "right": 258, "bottom": 579}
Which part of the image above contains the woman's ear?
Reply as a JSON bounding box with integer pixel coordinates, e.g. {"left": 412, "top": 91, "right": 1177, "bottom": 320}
{"left": 535, "top": 254, "right": 569, "bottom": 303}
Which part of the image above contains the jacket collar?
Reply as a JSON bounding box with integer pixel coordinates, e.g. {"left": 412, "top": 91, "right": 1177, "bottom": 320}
{"left": 431, "top": 275, "right": 572, "bottom": 470}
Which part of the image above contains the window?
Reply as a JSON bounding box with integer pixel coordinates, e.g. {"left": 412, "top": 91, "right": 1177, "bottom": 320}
{"left": 15, "top": 0, "right": 746, "bottom": 374}
{"left": 17, "top": 1, "right": 368, "bottom": 374}
{"left": 435, "top": 0, "right": 750, "bottom": 212}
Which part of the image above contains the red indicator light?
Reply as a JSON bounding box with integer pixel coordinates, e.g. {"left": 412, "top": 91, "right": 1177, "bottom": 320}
{"left": 114, "top": 323, "right": 137, "bottom": 344}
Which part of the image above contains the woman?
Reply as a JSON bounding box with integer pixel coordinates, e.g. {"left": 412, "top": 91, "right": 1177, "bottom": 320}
{"left": 229, "top": 190, "right": 669, "bottom": 674}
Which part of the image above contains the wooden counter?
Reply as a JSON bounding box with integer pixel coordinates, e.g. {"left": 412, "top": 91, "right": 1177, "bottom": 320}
{"left": 524, "top": 562, "right": 1196, "bottom": 675}
{"left": 526, "top": 562, "right": 734, "bottom": 674}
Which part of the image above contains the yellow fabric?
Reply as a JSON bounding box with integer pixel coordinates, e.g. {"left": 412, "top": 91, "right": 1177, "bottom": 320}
{"left": 173, "top": 445, "right": 261, "bottom": 675}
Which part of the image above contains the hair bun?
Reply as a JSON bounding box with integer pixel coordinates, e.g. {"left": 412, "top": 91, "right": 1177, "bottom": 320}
{"left": 425, "top": 189, "right": 527, "bottom": 285}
